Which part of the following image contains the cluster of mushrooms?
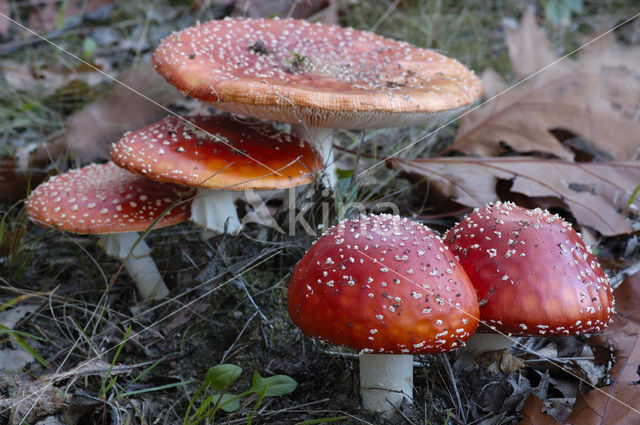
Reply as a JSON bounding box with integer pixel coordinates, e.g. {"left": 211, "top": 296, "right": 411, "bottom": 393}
{"left": 23, "top": 15, "right": 612, "bottom": 419}
{"left": 288, "top": 203, "right": 615, "bottom": 415}
{"left": 25, "top": 17, "right": 482, "bottom": 300}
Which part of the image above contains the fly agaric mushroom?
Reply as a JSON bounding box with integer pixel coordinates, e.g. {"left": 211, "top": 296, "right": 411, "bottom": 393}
{"left": 25, "top": 162, "right": 196, "bottom": 300}
{"left": 443, "top": 202, "right": 615, "bottom": 353}
{"left": 287, "top": 214, "right": 479, "bottom": 415}
{"left": 152, "top": 17, "right": 482, "bottom": 186}
{"left": 110, "top": 115, "right": 322, "bottom": 235}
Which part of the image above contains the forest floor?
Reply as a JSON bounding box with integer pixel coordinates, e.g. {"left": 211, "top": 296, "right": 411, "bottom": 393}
{"left": 1, "top": 1, "right": 640, "bottom": 424}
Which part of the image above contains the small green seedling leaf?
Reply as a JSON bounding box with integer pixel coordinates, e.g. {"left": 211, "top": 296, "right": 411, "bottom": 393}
{"left": 250, "top": 371, "right": 298, "bottom": 397}
{"left": 335, "top": 169, "right": 354, "bottom": 179}
{"left": 205, "top": 364, "right": 242, "bottom": 391}
{"left": 564, "top": 0, "right": 583, "bottom": 13}
{"left": 544, "top": 0, "right": 583, "bottom": 26}
{"left": 82, "top": 37, "right": 98, "bottom": 62}
{"left": 214, "top": 393, "right": 241, "bottom": 412}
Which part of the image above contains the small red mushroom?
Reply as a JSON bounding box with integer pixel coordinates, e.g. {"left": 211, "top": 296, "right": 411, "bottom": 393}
{"left": 443, "top": 202, "right": 615, "bottom": 352}
{"left": 152, "top": 17, "right": 483, "bottom": 186}
{"left": 111, "top": 115, "right": 321, "bottom": 235}
{"left": 288, "top": 214, "right": 479, "bottom": 414}
{"left": 26, "top": 162, "right": 196, "bottom": 300}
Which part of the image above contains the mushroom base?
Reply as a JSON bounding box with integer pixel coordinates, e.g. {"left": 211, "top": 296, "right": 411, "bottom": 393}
{"left": 99, "top": 232, "right": 170, "bottom": 300}
{"left": 359, "top": 353, "right": 413, "bottom": 415}
{"left": 191, "top": 188, "right": 242, "bottom": 235}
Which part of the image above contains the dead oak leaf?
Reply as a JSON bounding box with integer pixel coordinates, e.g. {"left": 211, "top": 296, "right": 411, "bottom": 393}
{"left": 580, "top": 32, "right": 640, "bottom": 78}
{"left": 518, "top": 394, "right": 560, "bottom": 425}
{"left": 389, "top": 156, "right": 640, "bottom": 235}
{"left": 506, "top": 7, "right": 571, "bottom": 79}
{"left": 449, "top": 69, "right": 640, "bottom": 161}
{"left": 449, "top": 8, "right": 640, "bottom": 162}
{"left": 1, "top": 60, "right": 110, "bottom": 95}
{"left": 563, "top": 272, "right": 640, "bottom": 424}
{"left": 55, "top": 64, "right": 177, "bottom": 163}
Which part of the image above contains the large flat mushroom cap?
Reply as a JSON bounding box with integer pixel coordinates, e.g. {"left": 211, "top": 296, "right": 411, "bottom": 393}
{"left": 111, "top": 115, "right": 321, "bottom": 190}
{"left": 26, "top": 162, "right": 195, "bottom": 234}
{"left": 288, "top": 214, "right": 479, "bottom": 354}
{"left": 153, "top": 18, "right": 482, "bottom": 129}
{"left": 444, "top": 202, "right": 615, "bottom": 337}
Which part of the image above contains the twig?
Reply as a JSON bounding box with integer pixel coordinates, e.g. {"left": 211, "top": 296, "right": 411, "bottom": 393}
{"left": 221, "top": 310, "right": 258, "bottom": 363}
{"left": 333, "top": 143, "right": 385, "bottom": 160}
{"left": 441, "top": 354, "right": 465, "bottom": 423}
{"left": 235, "top": 276, "right": 269, "bottom": 322}
{"left": 524, "top": 356, "right": 594, "bottom": 363}
{"left": 609, "top": 260, "right": 640, "bottom": 289}
{"left": 44, "top": 351, "right": 193, "bottom": 383}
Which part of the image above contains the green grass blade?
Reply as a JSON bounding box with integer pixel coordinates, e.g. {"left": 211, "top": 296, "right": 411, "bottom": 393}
{"left": 118, "top": 379, "right": 193, "bottom": 397}
{"left": 99, "top": 324, "right": 131, "bottom": 397}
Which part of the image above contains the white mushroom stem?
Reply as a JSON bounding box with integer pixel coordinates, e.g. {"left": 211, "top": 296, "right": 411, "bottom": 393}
{"left": 359, "top": 353, "right": 413, "bottom": 415}
{"left": 98, "top": 232, "right": 170, "bottom": 300}
{"left": 462, "top": 333, "right": 515, "bottom": 355}
{"left": 292, "top": 126, "right": 335, "bottom": 188}
{"left": 190, "top": 188, "right": 242, "bottom": 235}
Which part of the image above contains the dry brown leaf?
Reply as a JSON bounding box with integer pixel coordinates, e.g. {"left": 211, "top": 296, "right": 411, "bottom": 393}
{"left": 1, "top": 63, "right": 67, "bottom": 93}
{"left": 61, "top": 64, "right": 178, "bottom": 162}
{"left": 451, "top": 69, "right": 640, "bottom": 161}
{"left": 14, "top": 64, "right": 176, "bottom": 167}
{"left": 563, "top": 272, "right": 640, "bottom": 424}
{"left": 390, "top": 156, "right": 640, "bottom": 235}
{"left": 1, "top": 61, "right": 109, "bottom": 95}
{"left": 518, "top": 394, "right": 560, "bottom": 425}
{"left": 449, "top": 9, "right": 640, "bottom": 162}
{"left": 580, "top": 32, "right": 640, "bottom": 75}
{"left": 479, "top": 68, "right": 509, "bottom": 98}
{"left": 506, "top": 7, "right": 571, "bottom": 79}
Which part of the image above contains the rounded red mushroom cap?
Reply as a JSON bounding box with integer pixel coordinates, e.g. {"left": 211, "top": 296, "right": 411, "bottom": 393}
{"left": 152, "top": 18, "right": 482, "bottom": 129}
{"left": 444, "top": 202, "right": 615, "bottom": 336}
{"left": 288, "top": 214, "right": 479, "bottom": 354}
{"left": 25, "top": 162, "right": 195, "bottom": 234}
{"left": 111, "top": 115, "right": 322, "bottom": 190}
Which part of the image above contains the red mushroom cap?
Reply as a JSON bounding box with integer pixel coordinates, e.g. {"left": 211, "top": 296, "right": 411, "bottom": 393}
{"left": 152, "top": 18, "right": 482, "bottom": 129}
{"left": 26, "top": 162, "right": 195, "bottom": 234}
{"left": 288, "top": 214, "right": 479, "bottom": 354}
{"left": 110, "top": 115, "right": 322, "bottom": 190}
{"left": 444, "top": 202, "right": 615, "bottom": 336}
